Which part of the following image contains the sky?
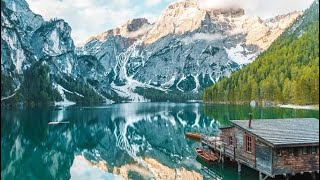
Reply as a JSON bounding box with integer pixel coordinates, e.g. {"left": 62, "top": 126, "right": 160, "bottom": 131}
{"left": 25, "top": 0, "right": 314, "bottom": 45}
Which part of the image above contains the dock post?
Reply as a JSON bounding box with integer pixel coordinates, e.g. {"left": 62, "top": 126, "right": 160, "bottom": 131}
{"left": 233, "top": 146, "right": 236, "bottom": 160}
{"left": 259, "top": 172, "right": 262, "bottom": 180}
{"left": 221, "top": 144, "right": 224, "bottom": 163}
{"left": 259, "top": 172, "right": 269, "bottom": 180}
{"left": 223, "top": 145, "right": 225, "bottom": 163}
{"left": 237, "top": 162, "right": 241, "bottom": 175}
{"left": 311, "top": 172, "right": 316, "bottom": 180}
{"left": 222, "top": 145, "right": 224, "bottom": 163}
{"left": 222, "top": 155, "right": 224, "bottom": 163}
{"left": 283, "top": 174, "right": 290, "bottom": 180}
{"left": 238, "top": 174, "right": 241, "bottom": 180}
{"left": 215, "top": 139, "right": 216, "bottom": 149}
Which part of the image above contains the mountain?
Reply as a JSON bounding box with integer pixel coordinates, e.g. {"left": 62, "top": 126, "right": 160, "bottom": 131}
{"left": 77, "top": 0, "right": 301, "bottom": 102}
{"left": 203, "top": 0, "right": 319, "bottom": 105}
{"left": 1, "top": 0, "right": 104, "bottom": 106}
{"left": 1, "top": 0, "right": 303, "bottom": 106}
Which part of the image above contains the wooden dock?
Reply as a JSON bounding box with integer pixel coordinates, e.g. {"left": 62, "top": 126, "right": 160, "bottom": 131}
{"left": 201, "top": 166, "right": 223, "bottom": 180}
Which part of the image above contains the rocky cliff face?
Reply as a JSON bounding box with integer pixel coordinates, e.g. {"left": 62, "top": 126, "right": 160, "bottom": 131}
{"left": 1, "top": 0, "right": 44, "bottom": 75}
{"left": 1, "top": 0, "right": 103, "bottom": 105}
{"left": 2, "top": 0, "right": 44, "bottom": 45}
{"left": 1, "top": 0, "right": 41, "bottom": 98}
{"left": 31, "top": 19, "right": 76, "bottom": 75}
{"left": 1, "top": 0, "right": 304, "bottom": 103}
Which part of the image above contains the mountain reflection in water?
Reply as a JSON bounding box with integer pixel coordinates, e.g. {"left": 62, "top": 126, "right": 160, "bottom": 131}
{"left": 1, "top": 103, "right": 318, "bottom": 180}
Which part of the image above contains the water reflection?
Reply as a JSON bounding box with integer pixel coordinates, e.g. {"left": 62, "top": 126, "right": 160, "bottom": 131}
{"left": 1, "top": 103, "right": 318, "bottom": 180}
{"left": 203, "top": 103, "right": 319, "bottom": 126}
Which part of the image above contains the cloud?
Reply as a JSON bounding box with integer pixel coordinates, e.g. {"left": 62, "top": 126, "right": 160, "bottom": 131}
{"left": 198, "top": 0, "right": 251, "bottom": 9}
{"left": 141, "top": 13, "right": 157, "bottom": 23}
{"left": 145, "top": 0, "right": 163, "bottom": 6}
{"left": 180, "top": 33, "right": 226, "bottom": 44}
{"left": 197, "top": 0, "right": 313, "bottom": 19}
{"left": 126, "top": 24, "right": 153, "bottom": 38}
{"left": 26, "top": 0, "right": 141, "bottom": 45}
{"left": 246, "top": 0, "right": 313, "bottom": 19}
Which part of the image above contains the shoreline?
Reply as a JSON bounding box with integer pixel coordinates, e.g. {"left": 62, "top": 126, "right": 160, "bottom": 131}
{"left": 203, "top": 101, "right": 319, "bottom": 110}
{"left": 277, "top": 104, "right": 319, "bottom": 110}
{"left": 2, "top": 101, "right": 319, "bottom": 111}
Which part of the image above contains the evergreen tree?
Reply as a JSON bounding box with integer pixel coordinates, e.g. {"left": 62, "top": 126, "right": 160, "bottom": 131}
{"left": 203, "top": 19, "right": 319, "bottom": 105}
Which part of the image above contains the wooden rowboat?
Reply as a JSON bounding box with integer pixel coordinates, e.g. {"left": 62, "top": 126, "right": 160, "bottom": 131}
{"left": 185, "top": 132, "right": 201, "bottom": 141}
{"left": 195, "top": 147, "right": 218, "bottom": 163}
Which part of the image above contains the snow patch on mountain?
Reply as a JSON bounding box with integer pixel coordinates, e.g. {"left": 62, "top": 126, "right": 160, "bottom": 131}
{"left": 111, "top": 82, "right": 149, "bottom": 102}
{"left": 161, "top": 76, "right": 176, "bottom": 88}
{"left": 176, "top": 76, "right": 186, "bottom": 92}
{"left": 50, "top": 29, "right": 60, "bottom": 54}
{"left": 1, "top": 85, "right": 20, "bottom": 101}
{"left": 1, "top": 28, "right": 26, "bottom": 74}
{"left": 54, "top": 83, "right": 76, "bottom": 106}
{"left": 224, "top": 43, "right": 257, "bottom": 65}
{"left": 192, "top": 74, "right": 200, "bottom": 92}
{"left": 11, "top": 1, "right": 17, "bottom": 11}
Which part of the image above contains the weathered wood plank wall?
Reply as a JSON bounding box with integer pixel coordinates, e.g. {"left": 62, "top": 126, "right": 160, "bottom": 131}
{"left": 255, "top": 139, "right": 272, "bottom": 174}
{"left": 234, "top": 128, "right": 255, "bottom": 167}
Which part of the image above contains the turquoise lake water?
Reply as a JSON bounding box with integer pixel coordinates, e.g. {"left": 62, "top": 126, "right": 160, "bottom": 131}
{"left": 1, "top": 103, "right": 319, "bottom": 180}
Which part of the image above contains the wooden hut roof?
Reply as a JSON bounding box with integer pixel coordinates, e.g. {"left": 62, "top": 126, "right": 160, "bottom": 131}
{"left": 230, "top": 118, "right": 319, "bottom": 147}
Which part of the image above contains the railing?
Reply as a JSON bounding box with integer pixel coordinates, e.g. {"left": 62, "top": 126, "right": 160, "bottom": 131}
{"left": 201, "top": 135, "right": 238, "bottom": 160}
{"left": 224, "top": 145, "right": 235, "bottom": 159}
{"left": 201, "top": 135, "right": 223, "bottom": 152}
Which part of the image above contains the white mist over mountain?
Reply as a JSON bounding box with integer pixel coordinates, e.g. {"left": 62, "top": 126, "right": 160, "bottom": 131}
{"left": 180, "top": 33, "right": 226, "bottom": 44}
{"left": 197, "top": 0, "right": 313, "bottom": 19}
{"left": 197, "top": 0, "right": 248, "bottom": 9}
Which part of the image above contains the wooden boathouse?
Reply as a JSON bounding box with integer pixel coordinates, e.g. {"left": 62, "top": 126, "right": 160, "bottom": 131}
{"left": 201, "top": 117, "right": 319, "bottom": 180}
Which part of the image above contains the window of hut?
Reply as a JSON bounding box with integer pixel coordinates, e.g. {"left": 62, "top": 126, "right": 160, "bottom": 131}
{"left": 229, "top": 136, "right": 234, "bottom": 146}
{"left": 294, "top": 147, "right": 299, "bottom": 156}
{"left": 277, "top": 148, "right": 282, "bottom": 156}
{"left": 245, "top": 135, "right": 252, "bottom": 153}
{"left": 289, "top": 148, "right": 294, "bottom": 156}
{"left": 302, "top": 147, "right": 308, "bottom": 155}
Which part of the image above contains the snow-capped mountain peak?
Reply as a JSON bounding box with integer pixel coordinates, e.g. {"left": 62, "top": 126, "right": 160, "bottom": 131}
{"left": 144, "top": 0, "right": 246, "bottom": 44}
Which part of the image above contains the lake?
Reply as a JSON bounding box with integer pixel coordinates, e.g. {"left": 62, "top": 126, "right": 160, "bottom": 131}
{"left": 1, "top": 102, "right": 319, "bottom": 180}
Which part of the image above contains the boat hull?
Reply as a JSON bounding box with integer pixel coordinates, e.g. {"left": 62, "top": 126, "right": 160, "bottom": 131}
{"left": 185, "top": 132, "right": 201, "bottom": 141}
{"left": 195, "top": 147, "right": 218, "bottom": 163}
